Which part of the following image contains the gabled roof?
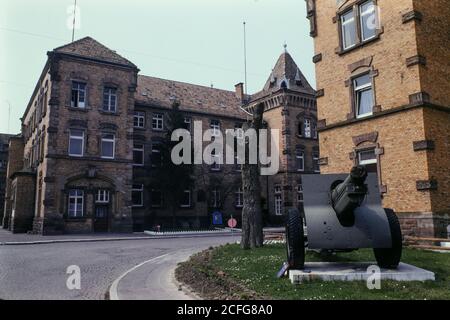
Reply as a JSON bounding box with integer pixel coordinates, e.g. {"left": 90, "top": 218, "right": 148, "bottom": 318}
{"left": 250, "top": 51, "right": 315, "bottom": 101}
{"left": 136, "top": 75, "right": 247, "bottom": 119}
{"left": 52, "top": 37, "right": 137, "bottom": 69}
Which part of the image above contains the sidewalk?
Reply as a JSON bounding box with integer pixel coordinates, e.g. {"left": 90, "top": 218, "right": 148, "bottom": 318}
{"left": 0, "top": 228, "right": 242, "bottom": 245}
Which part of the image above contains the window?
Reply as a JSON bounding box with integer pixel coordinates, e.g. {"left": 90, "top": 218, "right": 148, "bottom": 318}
{"left": 96, "top": 190, "right": 110, "bottom": 203}
{"left": 183, "top": 117, "right": 192, "bottom": 131}
{"left": 71, "top": 82, "right": 86, "bottom": 108}
{"left": 235, "top": 124, "right": 244, "bottom": 140}
{"left": 101, "top": 134, "right": 115, "bottom": 159}
{"left": 211, "top": 149, "right": 221, "bottom": 171}
{"left": 296, "top": 149, "right": 305, "bottom": 172}
{"left": 134, "top": 111, "right": 145, "bottom": 128}
{"left": 151, "top": 189, "right": 162, "bottom": 208}
{"left": 210, "top": 120, "right": 221, "bottom": 137}
{"left": 304, "top": 119, "right": 312, "bottom": 138}
{"left": 353, "top": 73, "right": 374, "bottom": 118}
{"left": 312, "top": 121, "right": 318, "bottom": 139}
{"left": 274, "top": 186, "right": 283, "bottom": 216}
{"left": 103, "top": 87, "right": 117, "bottom": 113}
{"left": 180, "top": 190, "right": 191, "bottom": 208}
{"left": 297, "top": 184, "right": 304, "bottom": 205}
{"left": 360, "top": 1, "right": 377, "bottom": 41}
{"left": 151, "top": 143, "right": 162, "bottom": 167}
{"left": 212, "top": 189, "right": 221, "bottom": 208}
{"left": 69, "top": 129, "right": 84, "bottom": 157}
{"left": 341, "top": 10, "right": 356, "bottom": 50}
{"left": 357, "top": 148, "right": 377, "bottom": 173}
{"left": 68, "top": 189, "right": 84, "bottom": 218}
{"left": 340, "top": 1, "right": 379, "bottom": 51}
{"left": 152, "top": 113, "right": 164, "bottom": 130}
{"left": 133, "top": 143, "right": 144, "bottom": 166}
{"left": 132, "top": 184, "right": 144, "bottom": 207}
{"left": 313, "top": 153, "right": 320, "bottom": 173}
{"left": 236, "top": 188, "right": 244, "bottom": 208}
{"left": 298, "top": 121, "right": 303, "bottom": 137}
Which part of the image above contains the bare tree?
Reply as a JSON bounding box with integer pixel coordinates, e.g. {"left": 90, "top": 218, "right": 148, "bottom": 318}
{"left": 241, "top": 103, "right": 265, "bottom": 249}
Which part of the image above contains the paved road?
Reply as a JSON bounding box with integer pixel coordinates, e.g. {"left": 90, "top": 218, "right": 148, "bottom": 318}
{"left": 0, "top": 236, "right": 237, "bottom": 300}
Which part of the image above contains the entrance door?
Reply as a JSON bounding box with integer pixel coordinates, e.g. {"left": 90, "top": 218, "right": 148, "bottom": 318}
{"left": 94, "top": 205, "right": 109, "bottom": 232}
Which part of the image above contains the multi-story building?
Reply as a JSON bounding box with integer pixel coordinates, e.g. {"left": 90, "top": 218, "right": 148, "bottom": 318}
{"left": 3, "top": 37, "right": 317, "bottom": 234}
{"left": 307, "top": 0, "right": 450, "bottom": 237}
{"left": 0, "top": 134, "right": 14, "bottom": 226}
{"left": 245, "top": 50, "right": 318, "bottom": 225}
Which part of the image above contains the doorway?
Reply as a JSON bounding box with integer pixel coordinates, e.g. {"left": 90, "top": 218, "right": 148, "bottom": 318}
{"left": 94, "top": 205, "right": 109, "bottom": 233}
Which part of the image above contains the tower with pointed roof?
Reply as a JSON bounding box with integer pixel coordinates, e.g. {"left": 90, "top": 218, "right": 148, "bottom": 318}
{"left": 245, "top": 51, "right": 318, "bottom": 224}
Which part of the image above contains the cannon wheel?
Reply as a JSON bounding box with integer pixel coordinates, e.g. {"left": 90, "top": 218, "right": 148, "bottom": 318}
{"left": 285, "top": 209, "right": 305, "bottom": 270}
{"left": 373, "top": 208, "right": 403, "bottom": 269}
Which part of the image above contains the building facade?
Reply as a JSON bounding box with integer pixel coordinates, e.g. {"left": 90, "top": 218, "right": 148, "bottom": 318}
{"left": 3, "top": 37, "right": 317, "bottom": 234}
{"left": 0, "top": 134, "right": 14, "bottom": 226}
{"left": 307, "top": 0, "right": 450, "bottom": 237}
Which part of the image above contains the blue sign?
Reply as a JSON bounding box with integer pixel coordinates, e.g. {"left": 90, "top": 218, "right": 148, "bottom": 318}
{"left": 212, "top": 211, "right": 223, "bottom": 225}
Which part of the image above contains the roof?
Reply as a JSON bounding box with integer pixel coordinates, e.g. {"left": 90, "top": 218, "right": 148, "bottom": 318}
{"left": 136, "top": 75, "right": 247, "bottom": 119}
{"left": 250, "top": 51, "right": 315, "bottom": 101}
{"left": 53, "top": 37, "right": 138, "bottom": 69}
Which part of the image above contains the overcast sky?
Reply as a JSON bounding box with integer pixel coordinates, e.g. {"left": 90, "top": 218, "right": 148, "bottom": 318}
{"left": 0, "top": 0, "right": 315, "bottom": 134}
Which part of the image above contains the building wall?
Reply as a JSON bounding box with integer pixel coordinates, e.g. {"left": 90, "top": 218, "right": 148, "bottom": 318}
{"left": 413, "top": 0, "right": 450, "bottom": 107}
{"left": 311, "top": 0, "right": 450, "bottom": 236}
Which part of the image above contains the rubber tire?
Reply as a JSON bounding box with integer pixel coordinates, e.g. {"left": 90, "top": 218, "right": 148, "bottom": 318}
{"left": 373, "top": 208, "right": 403, "bottom": 269}
{"left": 285, "top": 209, "right": 305, "bottom": 270}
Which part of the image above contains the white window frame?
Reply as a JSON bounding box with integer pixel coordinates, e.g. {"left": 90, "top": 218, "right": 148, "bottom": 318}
{"left": 360, "top": 0, "right": 377, "bottom": 42}
{"left": 358, "top": 149, "right": 377, "bottom": 165}
{"left": 152, "top": 113, "right": 164, "bottom": 131}
{"left": 211, "top": 150, "right": 221, "bottom": 171}
{"left": 236, "top": 188, "right": 244, "bottom": 208}
{"left": 132, "top": 184, "right": 144, "bottom": 207}
{"left": 354, "top": 74, "right": 374, "bottom": 119}
{"left": 68, "top": 189, "right": 84, "bottom": 218}
{"left": 133, "top": 143, "right": 145, "bottom": 166}
{"left": 151, "top": 143, "right": 161, "bottom": 168}
{"left": 341, "top": 10, "right": 356, "bottom": 50}
{"left": 134, "top": 111, "right": 145, "bottom": 129}
{"left": 210, "top": 120, "right": 221, "bottom": 137}
{"left": 96, "top": 190, "right": 110, "bottom": 204}
{"left": 184, "top": 117, "right": 192, "bottom": 131}
{"left": 180, "top": 190, "right": 191, "bottom": 208}
{"left": 101, "top": 133, "right": 116, "bottom": 159}
{"left": 304, "top": 119, "right": 312, "bottom": 138}
{"left": 71, "top": 81, "right": 86, "bottom": 109}
{"left": 103, "top": 87, "right": 117, "bottom": 113}
{"left": 296, "top": 150, "right": 305, "bottom": 172}
{"left": 313, "top": 153, "right": 320, "bottom": 173}
{"left": 274, "top": 186, "right": 283, "bottom": 216}
{"left": 69, "top": 129, "right": 84, "bottom": 157}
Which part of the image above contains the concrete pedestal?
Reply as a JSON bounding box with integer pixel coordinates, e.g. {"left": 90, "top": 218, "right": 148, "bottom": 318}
{"left": 289, "top": 262, "right": 435, "bottom": 284}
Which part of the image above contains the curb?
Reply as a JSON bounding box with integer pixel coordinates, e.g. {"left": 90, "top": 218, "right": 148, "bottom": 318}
{"left": 0, "top": 232, "right": 242, "bottom": 246}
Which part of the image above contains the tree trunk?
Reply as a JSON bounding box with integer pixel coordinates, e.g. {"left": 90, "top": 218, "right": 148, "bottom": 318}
{"left": 241, "top": 103, "right": 265, "bottom": 249}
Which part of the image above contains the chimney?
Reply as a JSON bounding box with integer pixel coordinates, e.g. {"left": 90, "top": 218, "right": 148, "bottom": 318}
{"left": 235, "top": 82, "right": 244, "bottom": 101}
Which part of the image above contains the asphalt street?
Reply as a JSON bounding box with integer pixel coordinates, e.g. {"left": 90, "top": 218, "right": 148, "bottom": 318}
{"left": 0, "top": 235, "right": 236, "bottom": 300}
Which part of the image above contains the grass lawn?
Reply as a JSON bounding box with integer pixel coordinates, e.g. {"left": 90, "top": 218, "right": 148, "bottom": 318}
{"left": 207, "top": 244, "right": 450, "bottom": 300}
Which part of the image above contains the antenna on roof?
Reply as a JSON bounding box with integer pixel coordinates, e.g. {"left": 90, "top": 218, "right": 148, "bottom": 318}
{"left": 6, "top": 100, "right": 11, "bottom": 134}
{"left": 243, "top": 21, "right": 248, "bottom": 95}
{"left": 71, "top": 0, "right": 77, "bottom": 42}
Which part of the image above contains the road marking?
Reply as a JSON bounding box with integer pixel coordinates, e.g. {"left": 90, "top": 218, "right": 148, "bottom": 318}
{"left": 109, "top": 253, "right": 170, "bottom": 300}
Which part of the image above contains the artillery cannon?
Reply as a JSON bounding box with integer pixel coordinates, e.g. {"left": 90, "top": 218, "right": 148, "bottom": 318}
{"left": 286, "top": 166, "right": 402, "bottom": 270}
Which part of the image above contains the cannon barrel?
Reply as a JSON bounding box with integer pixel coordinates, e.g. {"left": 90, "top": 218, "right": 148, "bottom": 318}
{"left": 331, "top": 166, "right": 368, "bottom": 226}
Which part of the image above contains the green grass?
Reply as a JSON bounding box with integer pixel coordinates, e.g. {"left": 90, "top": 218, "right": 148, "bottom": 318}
{"left": 209, "top": 244, "right": 450, "bottom": 300}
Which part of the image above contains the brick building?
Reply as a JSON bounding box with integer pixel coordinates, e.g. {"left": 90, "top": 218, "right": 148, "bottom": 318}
{"left": 307, "top": 0, "right": 450, "bottom": 237}
{"left": 3, "top": 37, "right": 317, "bottom": 234}
{"left": 0, "top": 134, "right": 14, "bottom": 225}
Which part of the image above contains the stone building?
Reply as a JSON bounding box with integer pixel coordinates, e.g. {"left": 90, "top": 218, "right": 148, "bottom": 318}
{"left": 0, "top": 134, "right": 14, "bottom": 225}
{"left": 307, "top": 0, "right": 450, "bottom": 237}
{"left": 3, "top": 37, "right": 317, "bottom": 234}
{"left": 245, "top": 50, "right": 318, "bottom": 225}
